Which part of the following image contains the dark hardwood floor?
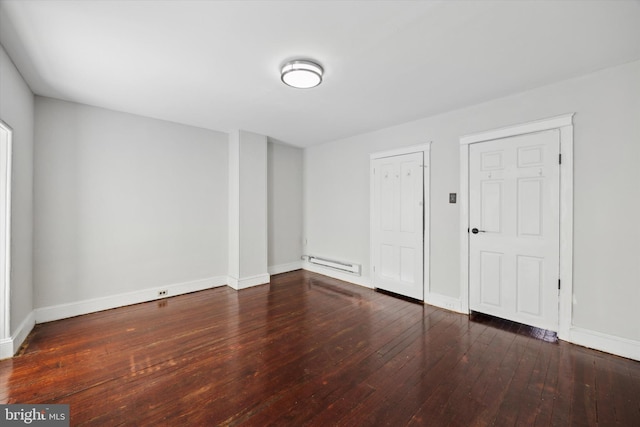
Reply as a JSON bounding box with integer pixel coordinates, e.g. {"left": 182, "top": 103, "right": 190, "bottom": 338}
{"left": 1, "top": 270, "right": 638, "bottom": 426}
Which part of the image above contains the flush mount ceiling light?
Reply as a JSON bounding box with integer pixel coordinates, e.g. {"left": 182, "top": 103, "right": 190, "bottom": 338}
{"left": 281, "top": 60, "right": 323, "bottom": 89}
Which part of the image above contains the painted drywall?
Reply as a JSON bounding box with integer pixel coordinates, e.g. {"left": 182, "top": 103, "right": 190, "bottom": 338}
{"left": 0, "top": 44, "right": 34, "bottom": 336}
{"left": 267, "top": 140, "right": 303, "bottom": 269}
{"left": 238, "top": 131, "right": 268, "bottom": 279}
{"left": 228, "top": 131, "right": 240, "bottom": 280}
{"left": 228, "top": 130, "right": 269, "bottom": 285}
{"left": 33, "top": 97, "right": 229, "bottom": 307}
{"left": 304, "top": 59, "right": 640, "bottom": 342}
{"left": 304, "top": 142, "right": 372, "bottom": 273}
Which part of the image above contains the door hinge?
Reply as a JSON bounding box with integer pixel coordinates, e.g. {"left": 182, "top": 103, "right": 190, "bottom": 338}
{"left": 559, "top": 153, "right": 562, "bottom": 165}
{"left": 558, "top": 279, "right": 561, "bottom": 290}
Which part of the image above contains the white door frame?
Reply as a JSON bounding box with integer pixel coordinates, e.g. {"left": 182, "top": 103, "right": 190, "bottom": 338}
{"left": 370, "top": 142, "right": 431, "bottom": 301}
{"left": 0, "top": 119, "right": 12, "bottom": 350}
{"left": 459, "top": 114, "right": 574, "bottom": 339}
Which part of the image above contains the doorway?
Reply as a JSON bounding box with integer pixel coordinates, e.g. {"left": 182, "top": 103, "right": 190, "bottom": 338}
{"left": 468, "top": 129, "right": 560, "bottom": 331}
{"left": 460, "top": 114, "right": 574, "bottom": 337}
{"left": 370, "top": 144, "right": 430, "bottom": 300}
{"left": 0, "top": 119, "right": 12, "bottom": 348}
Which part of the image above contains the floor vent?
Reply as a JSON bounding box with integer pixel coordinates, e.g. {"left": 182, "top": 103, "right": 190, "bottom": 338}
{"left": 308, "top": 256, "right": 361, "bottom": 275}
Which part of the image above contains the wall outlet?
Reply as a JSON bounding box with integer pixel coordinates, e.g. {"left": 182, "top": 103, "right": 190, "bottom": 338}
{"left": 158, "top": 290, "right": 168, "bottom": 297}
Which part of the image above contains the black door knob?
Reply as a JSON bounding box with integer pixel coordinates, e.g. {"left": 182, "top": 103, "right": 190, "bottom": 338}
{"left": 471, "top": 228, "right": 485, "bottom": 234}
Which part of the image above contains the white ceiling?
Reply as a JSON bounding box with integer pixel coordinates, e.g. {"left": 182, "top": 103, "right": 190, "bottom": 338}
{"left": 1, "top": 0, "right": 639, "bottom": 147}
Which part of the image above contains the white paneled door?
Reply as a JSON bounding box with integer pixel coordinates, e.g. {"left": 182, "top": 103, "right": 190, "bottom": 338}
{"left": 371, "top": 152, "right": 424, "bottom": 300}
{"left": 469, "top": 130, "right": 560, "bottom": 331}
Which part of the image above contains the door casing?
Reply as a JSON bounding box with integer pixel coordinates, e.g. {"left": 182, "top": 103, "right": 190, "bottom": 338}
{"left": 460, "top": 114, "right": 574, "bottom": 339}
{"left": 0, "top": 119, "right": 12, "bottom": 351}
{"left": 370, "top": 143, "right": 430, "bottom": 301}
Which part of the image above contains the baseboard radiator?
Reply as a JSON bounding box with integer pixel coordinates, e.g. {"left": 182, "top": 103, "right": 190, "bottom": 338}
{"left": 308, "top": 255, "right": 361, "bottom": 275}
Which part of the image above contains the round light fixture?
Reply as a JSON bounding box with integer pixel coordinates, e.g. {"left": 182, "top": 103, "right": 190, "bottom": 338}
{"left": 281, "top": 60, "right": 323, "bottom": 89}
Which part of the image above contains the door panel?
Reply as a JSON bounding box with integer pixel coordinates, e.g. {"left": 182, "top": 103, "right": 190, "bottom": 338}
{"left": 481, "top": 181, "right": 503, "bottom": 232}
{"left": 517, "top": 178, "right": 543, "bottom": 236}
{"left": 469, "top": 130, "right": 560, "bottom": 331}
{"left": 400, "top": 247, "right": 415, "bottom": 283}
{"left": 480, "top": 251, "right": 502, "bottom": 307}
{"left": 400, "top": 162, "right": 416, "bottom": 232}
{"left": 380, "top": 164, "right": 395, "bottom": 230}
{"left": 517, "top": 255, "right": 543, "bottom": 315}
{"left": 372, "top": 152, "right": 424, "bottom": 300}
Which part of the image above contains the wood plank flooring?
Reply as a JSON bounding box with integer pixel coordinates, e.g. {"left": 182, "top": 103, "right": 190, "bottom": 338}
{"left": 1, "top": 270, "right": 638, "bottom": 426}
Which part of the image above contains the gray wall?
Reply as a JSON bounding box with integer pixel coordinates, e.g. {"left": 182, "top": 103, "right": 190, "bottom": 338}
{"left": 0, "top": 44, "right": 34, "bottom": 334}
{"left": 304, "top": 59, "right": 640, "bottom": 342}
{"left": 34, "top": 97, "right": 229, "bottom": 307}
{"left": 268, "top": 140, "right": 303, "bottom": 269}
{"left": 227, "top": 129, "right": 269, "bottom": 283}
{"left": 238, "top": 131, "right": 267, "bottom": 278}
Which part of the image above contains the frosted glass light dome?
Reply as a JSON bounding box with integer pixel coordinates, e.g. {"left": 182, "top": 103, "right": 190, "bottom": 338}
{"left": 281, "top": 60, "right": 323, "bottom": 89}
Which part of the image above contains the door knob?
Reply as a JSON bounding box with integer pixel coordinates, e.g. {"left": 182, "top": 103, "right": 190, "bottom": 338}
{"left": 471, "top": 228, "right": 486, "bottom": 234}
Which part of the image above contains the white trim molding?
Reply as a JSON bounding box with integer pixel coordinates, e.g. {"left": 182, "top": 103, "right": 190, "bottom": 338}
{"left": 0, "top": 311, "right": 35, "bottom": 360}
{"left": 227, "top": 273, "right": 270, "bottom": 290}
{"left": 0, "top": 338, "right": 11, "bottom": 359}
{"left": 35, "top": 276, "right": 227, "bottom": 324}
{"left": 268, "top": 261, "right": 303, "bottom": 276}
{"left": 0, "top": 119, "right": 12, "bottom": 348}
{"left": 567, "top": 327, "right": 640, "bottom": 362}
{"left": 369, "top": 143, "right": 432, "bottom": 160}
{"left": 459, "top": 113, "right": 575, "bottom": 336}
{"left": 460, "top": 114, "right": 574, "bottom": 145}
{"left": 303, "top": 262, "right": 373, "bottom": 289}
{"left": 425, "top": 293, "right": 465, "bottom": 314}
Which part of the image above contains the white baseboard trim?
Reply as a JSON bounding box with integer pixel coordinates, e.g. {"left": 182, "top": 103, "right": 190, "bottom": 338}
{"left": 227, "top": 273, "right": 270, "bottom": 290}
{"left": 268, "top": 261, "right": 303, "bottom": 276}
{"left": 425, "top": 292, "right": 466, "bottom": 314}
{"left": 12, "top": 310, "right": 35, "bottom": 354}
{"left": 564, "top": 326, "right": 640, "bottom": 362}
{"left": 303, "top": 262, "right": 373, "bottom": 289}
{"left": 11, "top": 271, "right": 638, "bottom": 363}
{"left": 35, "top": 276, "right": 227, "bottom": 324}
{"left": 0, "top": 338, "right": 10, "bottom": 359}
{"left": 0, "top": 310, "right": 36, "bottom": 359}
